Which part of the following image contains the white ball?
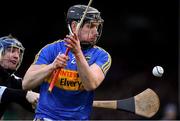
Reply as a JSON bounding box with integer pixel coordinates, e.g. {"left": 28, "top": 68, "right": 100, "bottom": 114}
{"left": 152, "top": 66, "right": 164, "bottom": 77}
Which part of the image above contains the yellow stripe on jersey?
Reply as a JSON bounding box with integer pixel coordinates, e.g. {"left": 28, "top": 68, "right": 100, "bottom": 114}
{"left": 103, "top": 53, "right": 112, "bottom": 74}
{"left": 33, "top": 39, "right": 64, "bottom": 64}
{"left": 94, "top": 46, "right": 112, "bottom": 74}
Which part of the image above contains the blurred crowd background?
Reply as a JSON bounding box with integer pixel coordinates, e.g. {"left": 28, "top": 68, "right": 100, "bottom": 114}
{"left": 0, "top": 0, "right": 179, "bottom": 120}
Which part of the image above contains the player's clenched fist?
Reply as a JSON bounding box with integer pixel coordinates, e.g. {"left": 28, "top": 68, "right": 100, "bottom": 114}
{"left": 52, "top": 53, "right": 69, "bottom": 70}
{"left": 26, "top": 91, "right": 39, "bottom": 109}
{"left": 65, "top": 34, "right": 81, "bottom": 55}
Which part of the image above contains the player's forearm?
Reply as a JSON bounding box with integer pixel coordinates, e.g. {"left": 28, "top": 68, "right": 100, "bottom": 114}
{"left": 0, "top": 86, "right": 34, "bottom": 111}
{"left": 0, "top": 86, "right": 26, "bottom": 103}
{"left": 75, "top": 52, "right": 99, "bottom": 91}
{"left": 22, "top": 64, "right": 54, "bottom": 90}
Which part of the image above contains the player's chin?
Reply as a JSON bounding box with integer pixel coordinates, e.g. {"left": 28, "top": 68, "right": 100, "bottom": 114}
{"left": 87, "top": 39, "right": 96, "bottom": 43}
{"left": 90, "top": 37, "right": 97, "bottom": 41}
{"left": 7, "top": 64, "right": 17, "bottom": 70}
{"left": 90, "top": 40, "right": 97, "bottom": 45}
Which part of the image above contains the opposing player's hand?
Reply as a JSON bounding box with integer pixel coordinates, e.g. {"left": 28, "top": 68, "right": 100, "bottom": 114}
{"left": 65, "top": 34, "right": 81, "bottom": 56}
{"left": 26, "top": 91, "right": 39, "bottom": 109}
{"left": 51, "top": 53, "right": 69, "bottom": 70}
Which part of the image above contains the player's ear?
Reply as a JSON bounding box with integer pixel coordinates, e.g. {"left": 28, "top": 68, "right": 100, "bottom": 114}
{"left": 71, "top": 21, "right": 78, "bottom": 33}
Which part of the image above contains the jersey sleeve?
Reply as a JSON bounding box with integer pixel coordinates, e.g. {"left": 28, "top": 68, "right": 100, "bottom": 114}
{"left": 0, "top": 86, "right": 33, "bottom": 112}
{"left": 33, "top": 44, "right": 56, "bottom": 65}
{"left": 95, "top": 51, "right": 112, "bottom": 75}
{"left": 0, "top": 86, "right": 26, "bottom": 103}
{"left": 11, "top": 74, "right": 23, "bottom": 89}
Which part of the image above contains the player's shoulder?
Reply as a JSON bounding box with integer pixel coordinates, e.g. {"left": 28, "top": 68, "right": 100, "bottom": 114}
{"left": 93, "top": 45, "right": 110, "bottom": 55}
{"left": 46, "top": 39, "right": 65, "bottom": 47}
{"left": 40, "top": 39, "right": 65, "bottom": 51}
{"left": 53, "top": 39, "right": 65, "bottom": 44}
{"left": 11, "top": 74, "right": 22, "bottom": 80}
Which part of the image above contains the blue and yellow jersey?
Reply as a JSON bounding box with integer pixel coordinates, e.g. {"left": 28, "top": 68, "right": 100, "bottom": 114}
{"left": 34, "top": 40, "right": 111, "bottom": 120}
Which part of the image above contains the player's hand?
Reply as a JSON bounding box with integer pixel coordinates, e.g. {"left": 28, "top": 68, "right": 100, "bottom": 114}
{"left": 65, "top": 34, "right": 81, "bottom": 56}
{"left": 51, "top": 53, "right": 69, "bottom": 70}
{"left": 26, "top": 91, "right": 39, "bottom": 109}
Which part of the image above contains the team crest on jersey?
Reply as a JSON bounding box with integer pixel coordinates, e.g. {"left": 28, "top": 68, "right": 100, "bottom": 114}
{"left": 47, "top": 69, "right": 84, "bottom": 91}
{"left": 71, "top": 56, "right": 76, "bottom": 64}
{"left": 85, "top": 56, "right": 91, "bottom": 62}
{"left": 71, "top": 55, "right": 91, "bottom": 64}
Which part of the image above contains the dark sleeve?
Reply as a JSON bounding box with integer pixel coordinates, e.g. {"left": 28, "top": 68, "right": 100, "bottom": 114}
{"left": 0, "top": 87, "right": 34, "bottom": 112}
{"left": 10, "top": 75, "right": 23, "bottom": 89}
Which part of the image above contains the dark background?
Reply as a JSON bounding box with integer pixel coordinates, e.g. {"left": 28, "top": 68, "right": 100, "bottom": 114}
{"left": 0, "top": 0, "right": 179, "bottom": 120}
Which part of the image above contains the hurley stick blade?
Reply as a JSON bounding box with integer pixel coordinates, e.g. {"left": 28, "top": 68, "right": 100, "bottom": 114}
{"left": 93, "top": 88, "right": 160, "bottom": 118}
{"left": 134, "top": 88, "right": 160, "bottom": 118}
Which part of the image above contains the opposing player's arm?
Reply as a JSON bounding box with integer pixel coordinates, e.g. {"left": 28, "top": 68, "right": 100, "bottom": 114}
{"left": 0, "top": 86, "right": 34, "bottom": 111}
